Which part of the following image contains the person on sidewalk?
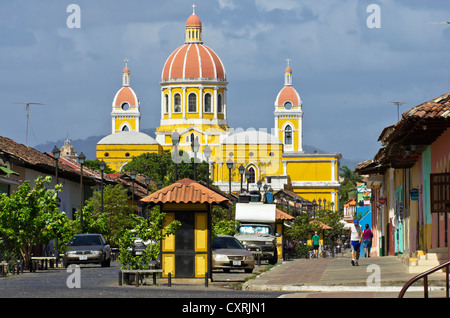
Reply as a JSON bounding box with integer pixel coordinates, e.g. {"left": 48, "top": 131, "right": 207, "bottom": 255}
{"left": 349, "top": 219, "right": 362, "bottom": 266}
{"left": 312, "top": 231, "right": 320, "bottom": 258}
{"left": 362, "top": 224, "right": 373, "bottom": 257}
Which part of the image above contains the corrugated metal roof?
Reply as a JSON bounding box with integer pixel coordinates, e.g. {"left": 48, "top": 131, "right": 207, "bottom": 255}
{"left": 140, "top": 178, "right": 231, "bottom": 207}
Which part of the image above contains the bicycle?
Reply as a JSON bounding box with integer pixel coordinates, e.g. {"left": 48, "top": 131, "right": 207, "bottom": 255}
{"left": 307, "top": 246, "right": 331, "bottom": 259}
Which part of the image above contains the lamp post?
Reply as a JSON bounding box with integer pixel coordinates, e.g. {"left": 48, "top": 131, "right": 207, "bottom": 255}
{"left": 52, "top": 146, "right": 60, "bottom": 186}
{"left": 77, "top": 152, "right": 86, "bottom": 231}
{"left": 312, "top": 199, "right": 317, "bottom": 219}
{"left": 145, "top": 176, "right": 150, "bottom": 195}
{"left": 52, "top": 146, "right": 60, "bottom": 262}
{"left": 245, "top": 170, "right": 250, "bottom": 192}
{"left": 130, "top": 171, "right": 136, "bottom": 213}
{"left": 191, "top": 136, "right": 199, "bottom": 181}
{"left": 99, "top": 160, "right": 106, "bottom": 214}
{"left": 171, "top": 131, "right": 180, "bottom": 181}
{"left": 226, "top": 158, "right": 233, "bottom": 194}
{"left": 204, "top": 145, "right": 212, "bottom": 187}
{"left": 257, "top": 180, "right": 262, "bottom": 202}
{"left": 238, "top": 164, "right": 245, "bottom": 192}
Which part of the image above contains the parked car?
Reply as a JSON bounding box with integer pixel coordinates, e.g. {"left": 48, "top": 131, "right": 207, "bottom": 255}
{"left": 63, "top": 234, "right": 111, "bottom": 268}
{"left": 212, "top": 235, "right": 255, "bottom": 273}
{"left": 126, "top": 238, "right": 148, "bottom": 256}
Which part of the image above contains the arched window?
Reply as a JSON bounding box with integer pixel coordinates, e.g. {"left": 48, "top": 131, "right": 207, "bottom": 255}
{"left": 188, "top": 93, "right": 197, "bottom": 112}
{"left": 122, "top": 125, "right": 130, "bottom": 131}
{"left": 248, "top": 167, "right": 256, "bottom": 184}
{"left": 204, "top": 93, "right": 212, "bottom": 113}
{"left": 285, "top": 125, "right": 292, "bottom": 145}
{"left": 165, "top": 94, "right": 169, "bottom": 113}
{"left": 217, "top": 94, "right": 223, "bottom": 113}
{"left": 174, "top": 93, "right": 181, "bottom": 113}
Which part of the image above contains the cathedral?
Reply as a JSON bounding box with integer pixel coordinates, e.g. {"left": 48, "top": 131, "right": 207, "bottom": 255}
{"left": 96, "top": 7, "right": 341, "bottom": 210}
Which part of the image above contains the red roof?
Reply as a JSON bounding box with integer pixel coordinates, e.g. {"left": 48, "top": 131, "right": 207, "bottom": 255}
{"left": 162, "top": 43, "right": 226, "bottom": 81}
{"left": 140, "top": 178, "right": 231, "bottom": 207}
{"left": 276, "top": 208, "right": 294, "bottom": 221}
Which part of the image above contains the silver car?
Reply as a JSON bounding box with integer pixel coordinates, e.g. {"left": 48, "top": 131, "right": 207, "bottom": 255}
{"left": 63, "top": 234, "right": 111, "bottom": 268}
{"left": 212, "top": 235, "right": 255, "bottom": 273}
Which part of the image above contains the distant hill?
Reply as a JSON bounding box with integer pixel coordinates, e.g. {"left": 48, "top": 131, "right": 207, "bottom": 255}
{"left": 34, "top": 129, "right": 361, "bottom": 170}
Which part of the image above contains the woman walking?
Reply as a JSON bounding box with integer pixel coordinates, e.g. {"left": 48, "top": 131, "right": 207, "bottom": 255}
{"left": 362, "top": 224, "right": 373, "bottom": 257}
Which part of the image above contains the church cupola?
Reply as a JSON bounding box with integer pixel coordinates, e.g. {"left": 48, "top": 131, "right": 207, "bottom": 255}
{"left": 274, "top": 60, "right": 303, "bottom": 153}
{"left": 185, "top": 4, "right": 202, "bottom": 43}
{"left": 284, "top": 60, "right": 292, "bottom": 86}
{"left": 111, "top": 59, "right": 141, "bottom": 134}
{"left": 122, "top": 58, "right": 130, "bottom": 87}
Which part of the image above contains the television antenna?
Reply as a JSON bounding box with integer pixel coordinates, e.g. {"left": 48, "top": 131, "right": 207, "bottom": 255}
{"left": 13, "top": 102, "right": 45, "bottom": 146}
{"left": 428, "top": 21, "right": 450, "bottom": 25}
{"left": 390, "top": 101, "right": 407, "bottom": 122}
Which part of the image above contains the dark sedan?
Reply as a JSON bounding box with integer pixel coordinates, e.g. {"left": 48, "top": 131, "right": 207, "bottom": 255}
{"left": 63, "top": 234, "right": 111, "bottom": 268}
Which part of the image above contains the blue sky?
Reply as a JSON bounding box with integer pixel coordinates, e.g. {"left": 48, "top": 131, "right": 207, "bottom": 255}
{"left": 0, "top": 0, "right": 449, "bottom": 165}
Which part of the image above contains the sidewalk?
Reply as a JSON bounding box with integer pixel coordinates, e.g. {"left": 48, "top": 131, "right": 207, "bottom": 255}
{"left": 243, "top": 254, "right": 448, "bottom": 298}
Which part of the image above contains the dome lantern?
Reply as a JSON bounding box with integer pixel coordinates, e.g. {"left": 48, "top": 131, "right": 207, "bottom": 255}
{"left": 185, "top": 4, "right": 202, "bottom": 44}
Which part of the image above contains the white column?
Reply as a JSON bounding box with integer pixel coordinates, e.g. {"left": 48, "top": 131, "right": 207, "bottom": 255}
{"left": 214, "top": 86, "right": 218, "bottom": 120}
{"left": 182, "top": 86, "right": 186, "bottom": 119}
{"left": 199, "top": 85, "right": 203, "bottom": 118}
{"left": 168, "top": 87, "right": 172, "bottom": 119}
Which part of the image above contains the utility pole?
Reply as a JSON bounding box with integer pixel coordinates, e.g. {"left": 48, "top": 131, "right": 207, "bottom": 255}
{"left": 13, "top": 102, "right": 45, "bottom": 146}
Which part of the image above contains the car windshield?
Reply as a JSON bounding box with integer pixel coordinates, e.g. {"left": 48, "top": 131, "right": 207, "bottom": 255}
{"left": 213, "top": 237, "right": 245, "bottom": 249}
{"left": 238, "top": 225, "right": 271, "bottom": 235}
{"left": 69, "top": 235, "right": 102, "bottom": 246}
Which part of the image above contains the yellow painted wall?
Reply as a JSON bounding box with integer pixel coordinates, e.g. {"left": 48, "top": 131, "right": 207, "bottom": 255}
{"left": 96, "top": 143, "right": 162, "bottom": 172}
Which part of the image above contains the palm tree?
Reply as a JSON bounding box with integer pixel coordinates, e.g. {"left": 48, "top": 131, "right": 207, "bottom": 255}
{"left": 339, "top": 165, "right": 363, "bottom": 208}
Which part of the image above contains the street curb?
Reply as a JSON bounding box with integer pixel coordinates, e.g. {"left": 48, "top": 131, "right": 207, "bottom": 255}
{"left": 242, "top": 283, "right": 446, "bottom": 293}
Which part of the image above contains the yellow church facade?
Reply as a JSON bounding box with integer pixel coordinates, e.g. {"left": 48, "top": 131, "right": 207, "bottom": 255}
{"left": 96, "top": 7, "right": 341, "bottom": 210}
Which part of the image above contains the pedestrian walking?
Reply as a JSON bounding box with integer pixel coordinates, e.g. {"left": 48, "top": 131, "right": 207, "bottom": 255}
{"left": 348, "top": 219, "right": 362, "bottom": 266}
{"left": 362, "top": 224, "right": 373, "bottom": 257}
{"left": 312, "top": 231, "right": 320, "bottom": 258}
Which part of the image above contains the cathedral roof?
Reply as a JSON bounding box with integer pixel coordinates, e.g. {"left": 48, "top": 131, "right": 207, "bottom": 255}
{"left": 112, "top": 86, "right": 139, "bottom": 107}
{"left": 97, "top": 131, "right": 158, "bottom": 145}
{"left": 161, "top": 8, "right": 226, "bottom": 82}
{"left": 161, "top": 44, "right": 226, "bottom": 81}
{"left": 222, "top": 130, "right": 282, "bottom": 145}
{"left": 275, "top": 85, "right": 301, "bottom": 107}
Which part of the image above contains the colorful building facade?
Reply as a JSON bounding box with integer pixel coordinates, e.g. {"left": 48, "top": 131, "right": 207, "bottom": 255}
{"left": 96, "top": 7, "right": 341, "bottom": 208}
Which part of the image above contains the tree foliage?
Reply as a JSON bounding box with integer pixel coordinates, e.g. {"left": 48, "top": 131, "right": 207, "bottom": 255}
{"left": 117, "top": 207, "right": 181, "bottom": 270}
{"left": 121, "top": 150, "right": 211, "bottom": 186}
{"left": 0, "top": 176, "right": 71, "bottom": 266}
{"left": 339, "top": 165, "right": 363, "bottom": 208}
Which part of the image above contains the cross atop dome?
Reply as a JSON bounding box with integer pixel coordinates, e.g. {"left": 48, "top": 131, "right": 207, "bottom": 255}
{"left": 122, "top": 57, "right": 130, "bottom": 86}
{"left": 284, "top": 59, "right": 293, "bottom": 86}
{"left": 192, "top": 3, "right": 196, "bottom": 14}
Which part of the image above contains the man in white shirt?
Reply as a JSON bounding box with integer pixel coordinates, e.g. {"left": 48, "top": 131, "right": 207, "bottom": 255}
{"left": 348, "top": 219, "right": 362, "bottom": 266}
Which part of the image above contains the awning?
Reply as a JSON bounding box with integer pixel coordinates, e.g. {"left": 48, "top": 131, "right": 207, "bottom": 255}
{"left": 0, "top": 166, "right": 19, "bottom": 175}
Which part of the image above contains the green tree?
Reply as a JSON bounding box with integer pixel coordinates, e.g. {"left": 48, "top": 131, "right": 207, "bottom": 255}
{"left": 121, "top": 150, "right": 211, "bottom": 186}
{"left": 339, "top": 165, "right": 363, "bottom": 208}
{"left": 0, "top": 176, "right": 71, "bottom": 267}
{"left": 118, "top": 207, "right": 181, "bottom": 270}
{"left": 84, "top": 159, "right": 115, "bottom": 174}
{"left": 84, "top": 184, "right": 137, "bottom": 246}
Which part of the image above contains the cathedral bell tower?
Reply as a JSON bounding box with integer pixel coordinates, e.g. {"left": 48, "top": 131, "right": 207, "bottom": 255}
{"left": 111, "top": 59, "right": 141, "bottom": 134}
{"left": 274, "top": 60, "right": 303, "bottom": 153}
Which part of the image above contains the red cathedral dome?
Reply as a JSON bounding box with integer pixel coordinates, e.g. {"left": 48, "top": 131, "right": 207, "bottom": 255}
{"left": 161, "top": 11, "right": 226, "bottom": 81}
